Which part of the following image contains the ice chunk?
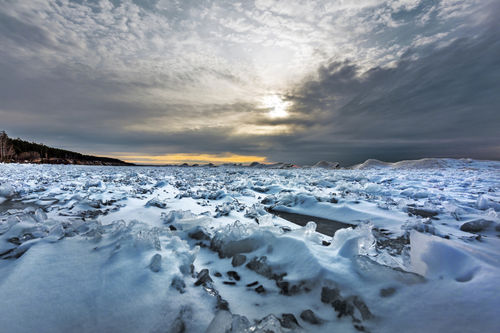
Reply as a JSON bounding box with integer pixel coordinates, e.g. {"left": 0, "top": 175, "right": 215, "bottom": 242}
{"left": 271, "top": 192, "right": 319, "bottom": 208}
{"left": 34, "top": 208, "right": 47, "bottom": 222}
{"left": 0, "top": 183, "right": 14, "bottom": 198}
{"left": 353, "top": 255, "right": 424, "bottom": 284}
{"left": 161, "top": 210, "right": 196, "bottom": 224}
{"left": 46, "top": 224, "right": 65, "bottom": 242}
{"left": 477, "top": 195, "right": 500, "bottom": 211}
{"left": 331, "top": 223, "right": 376, "bottom": 258}
{"left": 205, "top": 311, "right": 233, "bottom": 333}
{"left": 247, "top": 314, "right": 283, "bottom": 332}
{"left": 230, "top": 314, "right": 251, "bottom": 332}
{"left": 244, "top": 203, "right": 267, "bottom": 220}
{"left": 305, "top": 221, "right": 317, "bottom": 233}
{"left": 145, "top": 198, "right": 167, "bottom": 209}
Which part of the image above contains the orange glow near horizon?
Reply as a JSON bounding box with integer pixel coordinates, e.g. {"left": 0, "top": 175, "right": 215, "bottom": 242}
{"left": 108, "top": 153, "right": 269, "bottom": 165}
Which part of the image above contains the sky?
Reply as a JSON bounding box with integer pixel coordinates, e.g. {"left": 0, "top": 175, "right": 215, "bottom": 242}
{"left": 0, "top": 0, "right": 499, "bottom": 165}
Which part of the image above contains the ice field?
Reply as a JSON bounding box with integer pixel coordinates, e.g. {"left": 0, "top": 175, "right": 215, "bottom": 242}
{"left": 0, "top": 159, "right": 499, "bottom": 332}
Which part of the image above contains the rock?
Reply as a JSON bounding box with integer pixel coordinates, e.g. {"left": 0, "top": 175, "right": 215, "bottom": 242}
{"left": 276, "top": 280, "right": 290, "bottom": 295}
{"left": 149, "top": 253, "right": 162, "bottom": 272}
{"left": 188, "top": 227, "right": 211, "bottom": 240}
{"left": 380, "top": 287, "right": 396, "bottom": 297}
{"left": 352, "top": 296, "right": 372, "bottom": 320}
{"left": 255, "top": 285, "right": 266, "bottom": 294}
{"left": 332, "top": 298, "right": 354, "bottom": 318}
{"left": 210, "top": 237, "right": 261, "bottom": 259}
{"left": 354, "top": 324, "right": 367, "bottom": 332}
{"left": 281, "top": 226, "right": 292, "bottom": 232}
{"left": 194, "top": 269, "right": 212, "bottom": 286}
{"left": 246, "top": 281, "right": 259, "bottom": 287}
{"left": 321, "top": 286, "right": 370, "bottom": 320}
{"left": 171, "top": 276, "right": 186, "bottom": 293}
{"left": 217, "top": 298, "right": 229, "bottom": 311}
{"left": 7, "top": 237, "right": 21, "bottom": 246}
{"left": 231, "top": 254, "right": 246, "bottom": 267}
{"left": 280, "top": 313, "right": 300, "bottom": 329}
{"left": 246, "top": 256, "right": 274, "bottom": 279}
{"left": 300, "top": 309, "right": 322, "bottom": 325}
{"left": 260, "top": 196, "right": 276, "bottom": 205}
{"left": 168, "top": 306, "right": 192, "bottom": 333}
{"left": 169, "top": 225, "right": 177, "bottom": 231}
{"left": 275, "top": 279, "right": 308, "bottom": 296}
{"left": 214, "top": 272, "right": 222, "bottom": 278}
{"left": 460, "top": 219, "right": 493, "bottom": 233}
{"left": 322, "top": 240, "right": 331, "bottom": 246}
{"left": 168, "top": 317, "right": 185, "bottom": 333}
{"left": 321, "top": 286, "right": 341, "bottom": 304}
{"left": 202, "top": 283, "right": 230, "bottom": 311}
{"left": 407, "top": 207, "right": 439, "bottom": 218}
{"left": 227, "top": 271, "right": 241, "bottom": 281}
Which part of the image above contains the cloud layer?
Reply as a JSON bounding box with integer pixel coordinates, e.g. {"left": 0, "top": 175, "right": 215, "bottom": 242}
{"left": 0, "top": 0, "right": 498, "bottom": 165}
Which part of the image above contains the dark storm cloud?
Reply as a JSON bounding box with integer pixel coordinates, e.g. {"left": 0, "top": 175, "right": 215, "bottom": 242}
{"left": 2, "top": 26, "right": 499, "bottom": 165}
{"left": 272, "top": 28, "right": 500, "bottom": 164}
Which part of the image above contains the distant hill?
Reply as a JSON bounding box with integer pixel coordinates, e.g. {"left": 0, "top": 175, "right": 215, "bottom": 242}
{"left": 312, "top": 160, "right": 340, "bottom": 169}
{"left": 0, "top": 131, "right": 133, "bottom": 166}
{"left": 351, "top": 158, "right": 499, "bottom": 170}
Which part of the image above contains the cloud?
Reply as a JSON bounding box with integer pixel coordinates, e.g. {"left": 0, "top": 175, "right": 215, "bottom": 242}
{"left": 275, "top": 24, "right": 500, "bottom": 164}
{"left": 0, "top": 0, "right": 498, "bottom": 165}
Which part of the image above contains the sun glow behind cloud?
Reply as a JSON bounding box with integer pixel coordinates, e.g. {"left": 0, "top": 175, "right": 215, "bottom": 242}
{"left": 110, "top": 153, "right": 269, "bottom": 165}
{"left": 262, "top": 95, "right": 291, "bottom": 118}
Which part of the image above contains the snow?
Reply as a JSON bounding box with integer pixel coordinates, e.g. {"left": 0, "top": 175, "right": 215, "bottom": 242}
{"left": 0, "top": 159, "right": 499, "bottom": 332}
{"left": 409, "top": 230, "right": 481, "bottom": 281}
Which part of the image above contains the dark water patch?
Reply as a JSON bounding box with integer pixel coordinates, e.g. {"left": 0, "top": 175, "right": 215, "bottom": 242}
{"left": 267, "top": 208, "right": 354, "bottom": 237}
{"left": 0, "top": 199, "right": 39, "bottom": 213}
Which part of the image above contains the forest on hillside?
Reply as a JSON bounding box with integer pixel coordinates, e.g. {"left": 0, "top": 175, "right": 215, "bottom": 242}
{"left": 0, "top": 131, "right": 131, "bottom": 166}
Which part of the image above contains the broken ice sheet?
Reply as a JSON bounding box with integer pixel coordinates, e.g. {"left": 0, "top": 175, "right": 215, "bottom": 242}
{"left": 0, "top": 161, "right": 498, "bottom": 332}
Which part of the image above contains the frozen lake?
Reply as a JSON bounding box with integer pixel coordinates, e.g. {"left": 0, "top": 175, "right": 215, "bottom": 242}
{"left": 0, "top": 160, "right": 499, "bottom": 332}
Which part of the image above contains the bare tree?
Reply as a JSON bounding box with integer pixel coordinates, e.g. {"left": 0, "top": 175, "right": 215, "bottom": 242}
{"left": 0, "top": 131, "right": 6, "bottom": 160}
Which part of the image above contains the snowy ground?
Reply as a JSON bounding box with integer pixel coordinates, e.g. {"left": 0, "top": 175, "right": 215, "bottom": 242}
{"left": 0, "top": 159, "right": 499, "bottom": 333}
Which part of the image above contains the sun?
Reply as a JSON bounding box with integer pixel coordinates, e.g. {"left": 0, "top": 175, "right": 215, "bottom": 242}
{"left": 262, "top": 95, "right": 291, "bottom": 118}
